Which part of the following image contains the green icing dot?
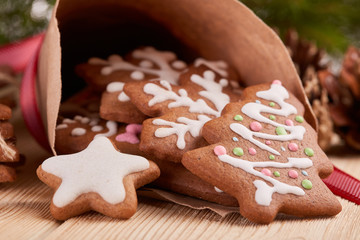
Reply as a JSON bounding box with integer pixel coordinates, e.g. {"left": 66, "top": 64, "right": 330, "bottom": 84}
{"left": 304, "top": 148, "right": 314, "bottom": 157}
{"left": 273, "top": 171, "right": 280, "bottom": 177}
{"left": 275, "top": 126, "right": 287, "bottom": 135}
{"left": 269, "top": 102, "right": 275, "bottom": 107}
{"left": 269, "top": 115, "right": 276, "bottom": 120}
{"left": 233, "top": 147, "right": 244, "bottom": 156}
{"left": 295, "top": 116, "right": 304, "bottom": 123}
{"left": 234, "top": 115, "right": 243, "bottom": 121}
{"left": 302, "top": 179, "right": 313, "bottom": 190}
{"left": 269, "top": 155, "right": 275, "bottom": 160}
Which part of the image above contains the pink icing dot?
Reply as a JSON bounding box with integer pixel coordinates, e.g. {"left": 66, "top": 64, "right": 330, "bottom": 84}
{"left": 115, "top": 124, "right": 142, "bottom": 144}
{"left": 214, "top": 146, "right": 227, "bottom": 156}
{"left": 288, "top": 170, "right": 298, "bottom": 179}
{"left": 250, "top": 121, "right": 262, "bottom": 132}
{"left": 288, "top": 143, "right": 299, "bottom": 152}
{"left": 285, "top": 119, "right": 294, "bottom": 126}
{"left": 265, "top": 140, "right": 271, "bottom": 145}
{"left": 272, "top": 80, "right": 282, "bottom": 85}
{"left": 248, "top": 148, "right": 257, "bottom": 155}
{"left": 261, "top": 168, "right": 272, "bottom": 176}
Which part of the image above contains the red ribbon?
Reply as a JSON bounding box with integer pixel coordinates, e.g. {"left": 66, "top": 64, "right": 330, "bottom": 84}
{"left": 1, "top": 34, "right": 360, "bottom": 205}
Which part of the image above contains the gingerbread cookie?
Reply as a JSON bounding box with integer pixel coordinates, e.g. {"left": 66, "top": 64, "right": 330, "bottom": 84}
{"left": 37, "top": 136, "right": 160, "bottom": 220}
{"left": 124, "top": 65, "right": 242, "bottom": 162}
{"left": 55, "top": 115, "right": 143, "bottom": 156}
{"left": 182, "top": 81, "right": 342, "bottom": 223}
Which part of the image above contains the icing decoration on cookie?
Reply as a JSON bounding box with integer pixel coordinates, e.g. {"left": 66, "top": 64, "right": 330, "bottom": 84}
{"left": 216, "top": 149, "right": 313, "bottom": 206}
{"left": 115, "top": 124, "right": 142, "bottom": 144}
{"left": 106, "top": 82, "right": 130, "bottom": 102}
{"left": 71, "top": 128, "right": 86, "bottom": 136}
{"left": 301, "top": 170, "right": 308, "bottom": 176}
{"left": 261, "top": 169, "right": 271, "bottom": 176}
{"left": 269, "top": 115, "right": 276, "bottom": 120}
{"left": 281, "top": 146, "right": 286, "bottom": 151}
{"left": 248, "top": 148, "right": 256, "bottom": 155}
{"left": 214, "top": 145, "right": 227, "bottom": 156}
{"left": 233, "top": 147, "right": 244, "bottom": 156}
{"left": 269, "top": 155, "right": 275, "bottom": 160}
{"left": 214, "top": 186, "right": 224, "bottom": 193}
{"left": 273, "top": 171, "right": 280, "bottom": 177}
{"left": 272, "top": 80, "right": 282, "bottom": 85}
{"left": 304, "top": 148, "right": 314, "bottom": 157}
{"left": 265, "top": 140, "right": 271, "bottom": 145}
{"left": 91, "top": 126, "right": 103, "bottom": 132}
{"left": 232, "top": 137, "right": 239, "bottom": 142}
{"left": 194, "top": 58, "right": 228, "bottom": 77}
{"left": 229, "top": 83, "right": 306, "bottom": 156}
{"left": 172, "top": 60, "right": 187, "bottom": 70}
{"left": 288, "top": 170, "right": 298, "bottom": 179}
{"left": 295, "top": 116, "right": 304, "bottom": 123}
{"left": 255, "top": 100, "right": 261, "bottom": 104}
{"left": 285, "top": 119, "right": 294, "bottom": 126}
{"left": 250, "top": 121, "right": 262, "bottom": 132}
{"left": 89, "top": 47, "right": 186, "bottom": 85}
{"left": 269, "top": 102, "right": 275, "bottom": 107}
{"left": 234, "top": 115, "right": 243, "bottom": 121}
{"left": 94, "top": 121, "right": 118, "bottom": 138}
{"left": 56, "top": 124, "right": 68, "bottom": 130}
{"left": 144, "top": 70, "right": 231, "bottom": 149}
{"left": 41, "top": 137, "right": 150, "bottom": 207}
{"left": 302, "top": 179, "right": 312, "bottom": 190}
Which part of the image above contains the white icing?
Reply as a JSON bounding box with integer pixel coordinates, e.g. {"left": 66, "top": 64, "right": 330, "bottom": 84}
{"left": 90, "top": 47, "right": 184, "bottom": 85}
{"left": 218, "top": 153, "right": 313, "bottom": 206}
{"left": 94, "top": 121, "right": 118, "bottom": 138}
{"left": 144, "top": 70, "right": 231, "bottom": 149}
{"left": 63, "top": 118, "right": 76, "bottom": 124}
{"left": 89, "top": 119, "right": 99, "bottom": 126}
{"left": 118, "top": 92, "right": 130, "bottom": 102}
{"left": 107, "top": 82, "right": 124, "bottom": 92}
{"left": 130, "top": 71, "right": 145, "bottom": 80}
{"left": 231, "top": 84, "right": 306, "bottom": 155}
{"left": 56, "top": 124, "right": 68, "bottom": 130}
{"left": 139, "top": 60, "right": 154, "bottom": 68}
{"left": 74, "top": 115, "right": 90, "bottom": 124}
{"left": 214, "top": 187, "right": 223, "bottom": 193}
{"left": 194, "top": 58, "right": 228, "bottom": 77}
{"left": 91, "top": 125, "right": 103, "bottom": 132}
{"left": 42, "top": 137, "right": 150, "bottom": 207}
{"left": 172, "top": 60, "right": 186, "bottom": 69}
{"left": 71, "top": 128, "right": 87, "bottom": 136}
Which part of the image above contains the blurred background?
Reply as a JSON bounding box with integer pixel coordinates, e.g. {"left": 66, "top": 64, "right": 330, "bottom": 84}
{"left": 0, "top": 0, "right": 360, "bottom": 152}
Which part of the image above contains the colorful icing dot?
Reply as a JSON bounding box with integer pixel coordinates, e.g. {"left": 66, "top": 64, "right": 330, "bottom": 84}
{"left": 269, "top": 155, "right": 275, "bottom": 160}
{"left": 302, "top": 179, "right": 313, "bottom": 190}
{"left": 250, "top": 121, "right": 262, "bottom": 132}
{"left": 281, "top": 146, "right": 286, "bottom": 151}
{"left": 272, "top": 80, "right": 282, "bottom": 85}
{"left": 265, "top": 140, "right": 271, "bottom": 145}
{"left": 273, "top": 171, "right": 280, "bottom": 177}
{"left": 233, "top": 147, "right": 244, "bottom": 156}
{"left": 234, "top": 115, "right": 243, "bottom": 121}
{"left": 304, "top": 148, "right": 314, "bottom": 157}
{"left": 256, "top": 100, "right": 261, "bottom": 104}
{"left": 214, "top": 146, "right": 226, "bottom": 156}
{"left": 288, "top": 143, "right": 299, "bottom": 152}
{"left": 232, "top": 137, "right": 239, "bottom": 142}
{"left": 288, "top": 170, "right": 298, "bottom": 179}
{"left": 295, "top": 116, "right": 304, "bottom": 123}
{"left": 248, "top": 148, "right": 257, "bottom": 155}
{"left": 269, "top": 102, "right": 275, "bottom": 107}
{"left": 301, "top": 170, "right": 308, "bottom": 176}
{"left": 285, "top": 119, "right": 294, "bottom": 126}
{"left": 276, "top": 126, "right": 287, "bottom": 135}
{"left": 269, "top": 115, "right": 276, "bottom": 120}
{"left": 261, "top": 168, "right": 272, "bottom": 176}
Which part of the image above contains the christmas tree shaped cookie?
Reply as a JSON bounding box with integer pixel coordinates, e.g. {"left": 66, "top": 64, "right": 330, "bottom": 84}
{"left": 182, "top": 81, "right": 342, "bottom": 223}
{"left": 124, "top": 65, "right": 241, "bottom": 162}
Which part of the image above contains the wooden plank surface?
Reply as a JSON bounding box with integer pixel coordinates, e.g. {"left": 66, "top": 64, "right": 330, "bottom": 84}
{"left": 1, "top": 109, "right": 359, "bottom": 240}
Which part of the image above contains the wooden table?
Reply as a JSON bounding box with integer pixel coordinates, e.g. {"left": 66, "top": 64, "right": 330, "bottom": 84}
{"left": 1, "top": 109, "right": 359, "bottom": 240}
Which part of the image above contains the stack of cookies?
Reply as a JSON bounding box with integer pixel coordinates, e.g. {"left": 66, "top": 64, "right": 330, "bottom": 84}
{"left": 37, "top": 47, "right": 342, "bottom": 223}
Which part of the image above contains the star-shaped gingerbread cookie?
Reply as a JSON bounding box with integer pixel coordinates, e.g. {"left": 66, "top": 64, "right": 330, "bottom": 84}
{"left": 37, "top": 136, "right": 160, "bottom": 220}
{"left": 182, "top": 81, "right": 342, "bottom": 223}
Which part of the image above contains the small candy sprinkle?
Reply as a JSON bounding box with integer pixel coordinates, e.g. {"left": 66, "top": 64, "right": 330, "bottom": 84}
{"left": 214, "top": 146, "right": 226, "bottom": 156}
{"left": 285, "top": 119, "right": 294, "bottom": 126}
{"left": 272, "top": 80, "right": 282, "bottom": 85}
{"left": 261, "top": 168, "right": 272, "bottom": 176}
{"left": 248, "top": 148, "right": 257, "bottom": 155}
{"left": 256, "top": 100, "right": 261, "bottom": 104}
{"left": 250, "top": 121, "right": 262, "bottom": 132}
{"left": 269, "top": 115, "right": 276, "bottom": 120}
{"left": 265, "top": 140, "right": 271, "bottom": 145}
{"left": 288, "top": 143, "right": 299, "bottom": 152}
{"left": 304, "top": 148, "right": 314, "bottom": 157}
{"left": 273, "top": 171, "right": 280, "bottom": 177}
{"left": 234, "top": 115, "right": 243, "bottom": 121}
{"left": 233, "top": 147, "right": 244, "bottom": 156}
{"left": 276, "top": 126, "right": 287, "bottom": 135}
{"left": 269, "top": 102, "right": 275, "bottom": 107}
{"left": 295, "top": 116, "right": 304, "bottom": 123}
{"left": 269, "top": 155, "right": 275, "bottom": 160}
{"left": 302, "top": 179, "right": 313, "bottom": 190}
{"left": 232, "top": 137, "right": 239, "bottom": 142}
{"left": 288, "top": 170, "right": 298, "bottom": 179}
{"left": 281, "top": 146, "right": 286, "bottom": 151}
{"left": 301, "top": 170, "right": 308, "bottom": 176}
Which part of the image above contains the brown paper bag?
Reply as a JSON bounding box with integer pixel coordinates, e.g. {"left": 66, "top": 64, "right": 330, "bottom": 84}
{"left": 37, "top": 0, "right": 317, "bottom": 216}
